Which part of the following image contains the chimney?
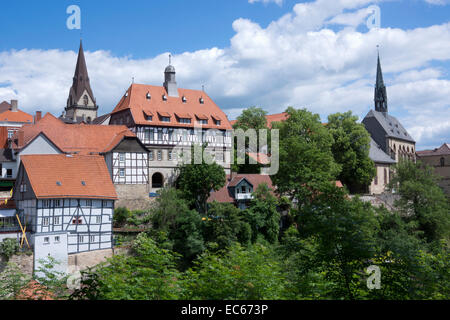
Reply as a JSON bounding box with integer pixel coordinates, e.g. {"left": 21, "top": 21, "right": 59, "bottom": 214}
{"left": 35, "top": 111, "right": 42, "bottom": 123}
{"left": 11, "top": 100, "right": 18, "bottom": 112}
{"left": 18, "top": 130, "right": 24, "bottom": 147}
{"left": 230, "top": 171, "right": 237, "bottom": 182}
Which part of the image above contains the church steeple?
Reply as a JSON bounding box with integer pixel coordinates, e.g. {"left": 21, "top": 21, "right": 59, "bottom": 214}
{"left": 374, "top": 52, "right": 388, "bottom": 114}
{"left": 64, "top": 40, "right": 98, "bottom": 123}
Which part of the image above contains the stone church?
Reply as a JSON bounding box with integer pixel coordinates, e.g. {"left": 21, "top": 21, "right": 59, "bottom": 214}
{"left": 363, "top": 54, "right": 416, "bottom": 194}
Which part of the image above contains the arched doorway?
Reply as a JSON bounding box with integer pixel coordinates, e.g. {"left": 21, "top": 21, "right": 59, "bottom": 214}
{"left": 152, "top": 172, "right": 164, "bottom": 188}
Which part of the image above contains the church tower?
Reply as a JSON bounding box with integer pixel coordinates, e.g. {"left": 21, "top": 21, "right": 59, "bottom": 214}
{"left": 63, "top": 40, "right": 98, "bottom": 123}
{"left": 163, "top": 55, "right": 179, "bottom": 97}
{"left": 374, "top": 53, "right": 388, "bottom": 114}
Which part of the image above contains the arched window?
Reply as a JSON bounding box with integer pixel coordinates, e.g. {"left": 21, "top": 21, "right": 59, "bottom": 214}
{"left": 152, "top": 172, "right": 164, "bottom": 188}
{"left": 441, "top": 157, "right": 445, "bottom": 167}
{"left": 83, "top": 95, "right": 89, "bottom": 106}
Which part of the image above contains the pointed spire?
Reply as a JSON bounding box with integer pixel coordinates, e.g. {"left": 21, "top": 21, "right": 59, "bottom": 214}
{"left": 374, "top": 50, "right": 388, "bottom": 113}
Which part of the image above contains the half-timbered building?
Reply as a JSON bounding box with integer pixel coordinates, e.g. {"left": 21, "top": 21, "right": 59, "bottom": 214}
{"left": 14, "top": 154, "right": 117, "bottom": 273}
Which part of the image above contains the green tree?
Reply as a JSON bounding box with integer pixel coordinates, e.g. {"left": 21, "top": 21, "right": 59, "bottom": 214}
{"left": 176, "top": 146, "right": 226, "bottom": 213}
{"left": 71, "top": 233, "right": 183, "bottom": 300}
{"left": 244, "top": 183, "right": 280, "bottom": 243}
{"left": 388, "top": 160, "right": 450, "bottom": 246}
{"left": 272, "top": 107, "right": 341, "bottom": 203}
{"left": 0, "top": 238, "right": 20, "bottom": 260}
{"left": 0, "top": 262, "right": 31, "bottom": 300}
{"left": 183, "top": 243, "right": 287, "bottom": 300}
{"left": 327, "top": 111, "right": 375, "bottom": 193}
{"left": 202, "top": 202, "right": 251, "bottom": 250}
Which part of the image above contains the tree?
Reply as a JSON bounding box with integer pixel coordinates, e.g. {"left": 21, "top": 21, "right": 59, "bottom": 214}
{"left": 388, "top": 160, "right": 450, "bottom": 246}
{"left": 71, "top": 233, "right": 183, "bottom": 300}
{"left": 272, "top": 107, "right": 341, "bottom": 203}
{"left": 244, "top": 183, "right": 280, "bottom": 244}
{"left": 327, "top": 111, "right": 375, "bottom": 193}
{"left": 202, "top": 202, "right": 251, "bottom": 250}
{"left": 183, "top": 243, "right": 287, "bottom": 300}
{"left": 176, "top": 146, "right": 226, "bottom": 213}
{"left": 0, "top": 262, "right": 31, "bottom": 300}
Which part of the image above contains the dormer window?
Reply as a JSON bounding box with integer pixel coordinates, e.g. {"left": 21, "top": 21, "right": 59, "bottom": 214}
{"left": 125, "top": 91, "right": 129, "bottom": 97}
{"left": 146, "top": 92, "right": 151, "bottom": 100}
{"left": 161, "top": 116, "right": 170, "bottom": 122}
{"left": 146, "top": 115, "right": 153, "bottom": 121}
{"left": 199, "top": 97, "right": 204, "bottom": 104}
{"left": 179, "top": 118, "right": 191, "bottom": 124}
{"left": 182, "top": 96, "right": 187, "bottom": 103}
{"left": 162, "top": 95, "right": 167, "bottom": 101}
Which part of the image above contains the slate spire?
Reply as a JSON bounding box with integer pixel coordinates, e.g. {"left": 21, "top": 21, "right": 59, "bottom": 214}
{"left": 374, "top": 52, "right": 388, "bottom": 113}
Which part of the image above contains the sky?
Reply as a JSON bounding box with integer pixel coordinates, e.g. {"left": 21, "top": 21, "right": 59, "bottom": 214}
{"left": 0, "top": 0, "right": 449, "bottom": 150}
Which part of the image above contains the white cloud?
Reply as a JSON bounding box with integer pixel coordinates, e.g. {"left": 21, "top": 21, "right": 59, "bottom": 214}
{"left": 0, "top": 0, "right": 449, "bottom": 149}
{"left": 424, "top": 0, "right": 450, "bottom": 5}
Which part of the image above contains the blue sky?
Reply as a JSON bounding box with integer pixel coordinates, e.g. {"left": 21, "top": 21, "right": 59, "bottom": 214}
{"left": 0, "top": 0, "right": 449, "bottom": 149}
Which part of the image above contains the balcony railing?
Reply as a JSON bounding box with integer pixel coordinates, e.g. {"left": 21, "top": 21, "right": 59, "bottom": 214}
{"left": 235, "top": 193, "right": 253, "bottom": 200}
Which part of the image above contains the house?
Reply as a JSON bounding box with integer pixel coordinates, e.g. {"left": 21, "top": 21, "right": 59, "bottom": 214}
{"left": 11, "top": 113, "right": 150, "bottom": 209}
{"left": 208, "top": 173, "right": 275, "bottom": 210}
{"left": 0, "top": 100, "right": 36, "bottom": 189}
{"left": 13, "top": 154, "right": 117, "bottom": 273}
{"left": 417, "top": 143, "right": 450, "bottom": 197}
{"left": 108, "top": 61, "right": 233, "bottom": 190}
{"left": 368, "top": 137, "right": 396, "bottom": 194}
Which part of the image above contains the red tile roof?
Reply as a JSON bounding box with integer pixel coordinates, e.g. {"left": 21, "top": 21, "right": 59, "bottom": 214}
{"left": 208, "top": 174, "right": 275, "bottom": 203}
{"left": 14, "top": 113, "right": 135, "bottom": 154}
{"left": 247, "top": 152, "right": 271, "bottom": 165}
{"left": 111, "top": 84, "right": 232, "bottom": 130}
{"left": 20, "top": 154, "right": 117, "bottom": 200}
{"left": 0, "top": 110, "right": 34, "bottom": 123}
{"left": 416, "top": 143, "right": 450, "bottom": 157}
{"left": 265, "top": 112, "right": 289, "bottom": 129}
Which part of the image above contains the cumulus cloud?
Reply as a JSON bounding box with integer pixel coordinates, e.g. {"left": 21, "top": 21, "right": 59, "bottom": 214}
{"left": 0, "top": 0, "right": 449, "bottom": 150}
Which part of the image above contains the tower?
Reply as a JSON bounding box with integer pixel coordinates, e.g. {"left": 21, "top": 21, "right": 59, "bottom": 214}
{"left": 374, "top": 53, "right": 388, "bottom": 114}
{"left": 163, "top": 54, "right": 178, "bottom": 97}
{"left": 64, "top": 40, "right": 98, "bottom": 123}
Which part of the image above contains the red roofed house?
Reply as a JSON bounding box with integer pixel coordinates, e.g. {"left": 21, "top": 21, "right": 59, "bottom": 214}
{"left": 208, "top": 173, "right": 275, "bottom": 210}
{"left": 11, "top": 113, "right": 150, "bottom": 209}
{"left": 416, "top": 143, "right": 450, "bottom": 197}
{"left": 14, "top": 154, "right": 117, "bottom": 274}
{"left": 108, "top": 61, "right": 233, "bottom": 190}
{"left": 0, "top": 100, "right": 36, "bottom": 191}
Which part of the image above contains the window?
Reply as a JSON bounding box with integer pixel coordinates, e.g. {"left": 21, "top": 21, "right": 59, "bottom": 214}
{"left": 119, "top": 153, "right": 125, "bottom": 162}
{"left": 73, "top": 218, "right": 83, "bottom": 225}
{"left": 78, "top": 235, "right": 84, "bottom": 243}
{"left": 149, "top": 151, "right": 154, "bottom": 161}
{"left": 241, "top": 186, "right": 246, "bottom": 193}
{"left": 83, "top": 95, "right": 89, "bottom": 106}
{"left": 53, "top": 217, "right": 60, "bottom": 225}
{"left": 90, "top": 235, "right": 95, "bottom": 243}
{"left": 6, "top": 169, "right": 12, "bottom": 178}
{"left": 102, "top": 200, "right": 109, "bottom": 207}
{"left": 198, "top": 119, "right": 208, "bottom": 125}
{"left": 441, "top": 157, "right": 445, "bottom": 167}
{"left": 146, "top": 115, "right": 153, "bottom": 121}
{"left": 168, "top": 151, "right": 172, "bottom": 161}
{"left": 43, "top": 200, "right": 50, "bottom": 208}
{"left": 119, "top": 168, "right": 125, "bottom": 177}
{"left": 86, "top": 199, "right": 92, "bottom": 207}
{"left": 199, "top": 97, "right": 204, "bottom": 104}
{"left": 384, "top": 168, "right": 387, "bottom": 185}
{"left": 96, "top": 216, "right": 101, "bottom": 224}
{"left": 54, "top": 236, "right": 60, "bottom": 243}
{"left": 43, "top": 217, "right": 49, "bottom": 227}
{"left": 157, "top": 151, "right": 162, "bottom": 161}
{"left": 161, "top": 116, "right": 170, "bottom": 122}
{"left": 182, "top": 96, "right": 187, "bottom": 103}
{"left": 215, "top": 120, "right": 221, "bottom": 126}
{"left": 20, "top": 183, "right": 27, "bottom": 193}
{"left": 44, "top": 237, "right": 50, "bottom": 244}
{"left": 179, "top": 118, "right": 191, "bottom": 124}
{"left": 54, "top": 200, "right": 61, "bottom": 207}
{"left": 7, "top": 130, "right": 14, "bottom": 139}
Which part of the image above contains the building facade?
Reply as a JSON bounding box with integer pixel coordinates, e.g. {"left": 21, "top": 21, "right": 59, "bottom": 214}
{"left": 417, "top": 143, "right": 450, "bottom": 197}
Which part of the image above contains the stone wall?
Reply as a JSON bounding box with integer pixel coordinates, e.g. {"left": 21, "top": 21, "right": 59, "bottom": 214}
{"left": 67, "top": 248, "right": 113, "bottom": 273}
{"left": 0, "top": 252, "right": 34, "bottom": 276}
{"left": 115, "top": 184, "right": 153, "bottom": 210}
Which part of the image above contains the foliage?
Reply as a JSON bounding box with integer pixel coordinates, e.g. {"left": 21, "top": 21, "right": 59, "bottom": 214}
{"left": 244, "top": 183, "right": 281, "bottom": 243}
{"left": 71, "top": 233, "right": 183, "bottom": 300}
{"left": 34, "top": 256, "right": 70, "bottom": 299}
{"left": 0, "top": 262, "right": 31, "bottom": 300}
{"left": 327, "top": 111, "right": 376, "bottom": 192}
{"left": 388, "top": 160, "right": 450, "bottom": 245}
{"left": 202, "top": 202, "right": 252, "bottom": 250}
{"left": 183, "top": 243, "right": 287, "bottom": 300}
{"left": 272, "top": 107, "right": 341, "bottom": 203}
{"left": 0, "top": 238, "right": 20, "bottom": 260}
{"left": 176, "top": 146, "right": 226, "bottom": 213}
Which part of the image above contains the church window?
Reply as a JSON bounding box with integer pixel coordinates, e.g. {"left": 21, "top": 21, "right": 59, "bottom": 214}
{"left": 83, "top": 95, "right": 89, "bottom": 106}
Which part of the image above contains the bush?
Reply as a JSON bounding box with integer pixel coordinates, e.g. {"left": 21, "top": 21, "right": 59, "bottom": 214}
{"left": 0, "top": 238, "right": 20, "bottom": 260}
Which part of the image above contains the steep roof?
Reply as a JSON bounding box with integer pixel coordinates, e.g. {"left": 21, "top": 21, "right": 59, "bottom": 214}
{"left": 369, "top": 137, "right": 396, "bottom": 164}
{"left": 20, "top": 154, "right": 117, "bottom": 200}
{"left": 111, "top": 84, "right": 232, "bottom": 130}
{"left": 363, "top": 110, "right": 415, "bottom": 143}
{"left": 93, "top": 113, "right": 111, "bottom": 125}
{"left": 0, "top": 110, "right": 33, "bottom": 123}
{"left": 417, "top": 143, "right": 450, "bottom": 157}
{"left": 14, "top": 113, "right": 136, "bottom": 154}
{"left": 208, "top": 174, "right": 274, "bottom": 203}
{"left": 0, "top": 101, "right": 11, "bottom": 113}
{"left": 68, "top": 41, "right": 95, "bottom": 104}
